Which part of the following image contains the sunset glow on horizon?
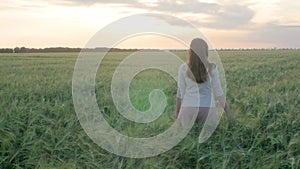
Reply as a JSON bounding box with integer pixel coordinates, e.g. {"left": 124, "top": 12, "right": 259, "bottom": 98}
{"left": 1, "top": 0, "right": 299, "bottom": 49}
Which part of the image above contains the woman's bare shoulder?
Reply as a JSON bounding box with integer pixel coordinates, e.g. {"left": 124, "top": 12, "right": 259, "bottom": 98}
{"left": 209, "top": 63, "right": 219, "bottom": 76}
{"left": 210, "top": 63, "right": 216, "bottom": 69}
{"left": 180, "top": 63, "right": 188, "bottom": 68}
{"left": 179, "top": 63, "right": 188, "bottom": 72}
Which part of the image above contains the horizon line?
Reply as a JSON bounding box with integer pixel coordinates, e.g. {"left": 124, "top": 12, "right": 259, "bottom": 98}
{"left": 1, "top": 46, "right": 300, "bottom": 50}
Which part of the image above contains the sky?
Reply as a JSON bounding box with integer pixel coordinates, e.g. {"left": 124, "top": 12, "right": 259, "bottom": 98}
{"left": 0, "top": 0, "right": 299, "bottom": 49}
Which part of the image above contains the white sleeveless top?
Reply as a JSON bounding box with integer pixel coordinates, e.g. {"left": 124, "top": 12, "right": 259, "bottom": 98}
{"left": 176, "top": 63, "right": 223, "bottom": 107}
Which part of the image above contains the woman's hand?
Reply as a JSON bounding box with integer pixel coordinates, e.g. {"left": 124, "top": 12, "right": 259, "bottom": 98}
{"left": 217, "top": 95, "right": 232, "bottom": 120}
{"left": 176, "top": 98, "right": 182, "bottom": 118}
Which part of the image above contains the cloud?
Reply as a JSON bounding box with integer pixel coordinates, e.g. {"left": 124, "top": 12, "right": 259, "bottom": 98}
{"left": 144, "top": 4, "right": 254, "bottom": 29}
{"left": 244, "top": 23, "right": 300, "bottom": 48}
{"left": 60, "top": 0, "right": 135, "bottom": 4}
{"left": 143, "top": 13, "right": 196, "bottom": 27}
{"left": 201, "top": 5, "right": 254, "bottom": 29}
{"left": 57, "top": 0, "right": 141, "bottom": 7}
{"left": 0, "top": 0, "right": 46, "bottom": 11}
{"left": 55, "top": 0, "right": 254, "bottom": 29}
{"left": 149, "top": 0, "right": 220, "bottom": 14}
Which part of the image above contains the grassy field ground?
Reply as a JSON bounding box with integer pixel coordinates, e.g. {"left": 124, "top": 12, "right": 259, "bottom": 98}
{"left": 0, "top": 50, "right": 299, "bottom": 168}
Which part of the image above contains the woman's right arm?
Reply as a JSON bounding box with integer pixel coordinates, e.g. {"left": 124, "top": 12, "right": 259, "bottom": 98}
{"left": 216, "top": 95, "right": 232, "bottom": 119}
{"left": 176, "top": 97, "right": 181, "bottom": 118}
{"left": 211, "top": 66, "right": 232, "bottom": 119}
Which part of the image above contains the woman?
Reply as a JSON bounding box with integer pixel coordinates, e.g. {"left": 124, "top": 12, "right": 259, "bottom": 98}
{"left": 176, "top": 38, "right": 232, "bottom": 126}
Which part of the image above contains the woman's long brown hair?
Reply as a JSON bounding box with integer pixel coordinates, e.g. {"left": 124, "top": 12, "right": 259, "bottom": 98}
{"left": 187, "top": 38, "right": 210, "bottom": 83}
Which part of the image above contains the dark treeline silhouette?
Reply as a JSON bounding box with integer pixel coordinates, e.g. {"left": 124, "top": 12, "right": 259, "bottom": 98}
{"left": 12, "top": 47, "right": 82, "bottom": 53}
{"left": 0, "top": 47, "right": 140, "bottom": 53}
{"left": 0, "top": 47, "right": 299, "bottom": 53}
{"left": 0, "top": 48, "right": 14, "bottom": 53}
{"left": 216, "top": 48, "right": 299, "bottom": 51}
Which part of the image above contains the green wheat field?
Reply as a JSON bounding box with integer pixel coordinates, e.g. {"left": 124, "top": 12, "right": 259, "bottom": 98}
{"left": 0, "top": 50, "right": 299, "bottom": 168}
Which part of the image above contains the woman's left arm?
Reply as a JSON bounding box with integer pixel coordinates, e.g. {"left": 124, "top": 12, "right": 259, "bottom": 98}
{"left": 176, "top": 65, "right": 186, "bottom": 118}
{"left": 212, "top": 66, "right": 233, "bottom": 119}
{"left": 176, "top": 97, "right": 182, "bottom": 118}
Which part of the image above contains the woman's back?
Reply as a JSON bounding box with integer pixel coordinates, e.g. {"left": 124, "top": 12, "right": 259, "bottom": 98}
{"left": 177, "top": 63, "right": 223, "bottom": 108}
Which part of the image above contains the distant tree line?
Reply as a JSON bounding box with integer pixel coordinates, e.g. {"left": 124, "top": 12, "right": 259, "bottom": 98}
{"left": 0, "top": 48, "right": 13, "bottom": 53}
{"left": 216, "top": 48, "right": 300, "bottom": 51}
{"left": 0, "top": 47, "right": 299, "bottom": 53}
{"left": 12, "top": 47, "right": 82, "bottom": 53}
{"left": 0, "top": 47, "right": 140, "bottom": 53}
